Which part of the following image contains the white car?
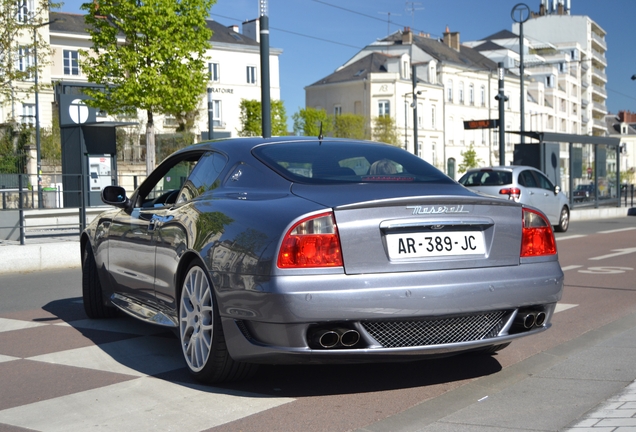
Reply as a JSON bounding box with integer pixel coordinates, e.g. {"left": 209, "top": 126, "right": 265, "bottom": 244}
{"left": 459, "top": 166, "right": 570, "bottom": 232}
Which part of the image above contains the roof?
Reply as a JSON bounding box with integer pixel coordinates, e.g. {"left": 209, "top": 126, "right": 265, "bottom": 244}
{"left": 309, "top": 51, "right": 392, "bottom": 86}
{"left": 473, "top": 40, "right": 507, "bottom": 52}
{"left": 49, "top": 12, "right": 258, "bottom": 46}
{"left": 482, "top": 29, "right": 518, "bottom": 41}
{"left": 383, "top": 31, "right": 498, "bottom": 71}
{"left": 605, "top": 115, "right": 636, "bottom": 135}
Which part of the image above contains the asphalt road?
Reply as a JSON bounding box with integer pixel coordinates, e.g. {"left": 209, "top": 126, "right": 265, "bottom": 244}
{"left": 0, "top": 216, "right": 635, "bottom": 432}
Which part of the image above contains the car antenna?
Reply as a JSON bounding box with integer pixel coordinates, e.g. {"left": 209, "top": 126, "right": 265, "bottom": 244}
{"left": 318, "top": 121, "right": 323, "bottom": 144}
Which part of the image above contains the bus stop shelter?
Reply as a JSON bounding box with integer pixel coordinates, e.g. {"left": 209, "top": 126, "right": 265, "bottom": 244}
{"left": 512, "top": 131, "right": 621, "bottom": 209}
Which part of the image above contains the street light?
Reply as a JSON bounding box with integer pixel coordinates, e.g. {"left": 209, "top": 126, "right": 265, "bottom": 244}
{"left": 33, "top": 18, "right": 59, "bottom": 208}
{"left": 512, "top": 3, "right": 530, "bottom": 145}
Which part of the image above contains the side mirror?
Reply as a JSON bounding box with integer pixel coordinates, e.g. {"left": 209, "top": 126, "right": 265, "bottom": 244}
{"left": 102, "top": 185, "right": 130, "bottom": 208}
{"left": 554, "top": 185, "right": 561, "bottom": 194}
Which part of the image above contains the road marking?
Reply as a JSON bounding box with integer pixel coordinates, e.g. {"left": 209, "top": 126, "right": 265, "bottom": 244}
{"left": 589, "top": 247, "right": 636, "bottom": 261}
{"left": 561, "top": 265, "right": 583, "bottom": 271}
{"left": 556, "top": 235, "right": 587, "bottom": 241}
{"left": 598, "top": 227, "right": 636, "bottom": 234}
{"left": 578, "top": 266, "right": 633, "bottom": 274}
{"left": 0, "top": 377, "right": 294, "bottom": 432}
{"left": 554, "top": 303, "right": 578, "bottom": 313}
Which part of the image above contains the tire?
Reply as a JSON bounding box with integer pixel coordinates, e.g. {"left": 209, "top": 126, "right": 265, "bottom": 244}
{"left": 554, "top": 206, "right": 569, "bottom": 233}
{"left": 82, "top": 245, "right": 118, "bottom": 319}
{"left": 179, "top": 261, "right": 258, "bottom": 383}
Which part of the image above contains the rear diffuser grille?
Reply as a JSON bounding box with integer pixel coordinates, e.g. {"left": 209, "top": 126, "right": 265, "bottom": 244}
{"left": 361, "top": 311, "right": 508, "bottom": 348}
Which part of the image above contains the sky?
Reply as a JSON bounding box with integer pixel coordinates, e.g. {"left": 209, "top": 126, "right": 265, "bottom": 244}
{"left": 57, "top": 0, "right": 636, "bottom": 124}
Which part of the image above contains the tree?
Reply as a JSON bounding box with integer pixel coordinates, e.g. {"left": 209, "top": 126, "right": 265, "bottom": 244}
{"left": 458, "top": 143, "right": 483, "bottom": 173}
{"left": 372, "top": 115, "right": 399, "bottom": 146}
{"left": 332, "top": 113, "right": 368, "bottom": 139}
{"left": 238, "top": 99, "right": 288, "bottom": 137}
{"left": 79, "top": 0, "right": 215, "bottom": 175}
{"left": 292, "top": 107, "right": 331, "bottom": 136}
{"left": 0, "top": 0, "right": 59, "bottom": 110}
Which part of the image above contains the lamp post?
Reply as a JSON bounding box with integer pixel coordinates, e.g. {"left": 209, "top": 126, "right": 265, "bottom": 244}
{"left": 512, "top": 3, "right": 530, "bottom": 145}
{"left": 33, "top": 19, "right": 58, "bottom": 208}
{"left": 259, "top": 0, "right": 271, "bottom": 138}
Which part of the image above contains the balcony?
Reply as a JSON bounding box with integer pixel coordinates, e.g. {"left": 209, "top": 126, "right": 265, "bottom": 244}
{"left": 592, "top": 84, "right": 607, "bottom": 98}
{"left": 592, "top": 49, "right": 607, "bottom": 66}
{"left": 591, "top": 32, "right": 607, "bottom": 51}
{"left": 581, "top": 114, "right": 589, "bottom": 124}
{"left": 581, "top": 98, "right": 589, "bottom": 107}
{"left": 592, "top": 118, "right": 606, "bottom": 130}
{"left": 592, "top": 102, "right": 607, "bottom": 114}
{"left": 592, "top": 67, "right": 607, "bottom": 82}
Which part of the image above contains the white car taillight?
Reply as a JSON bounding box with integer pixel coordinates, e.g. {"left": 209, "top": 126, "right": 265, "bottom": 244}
{"left": 500, "top": 187, "right": 521, "bottom": 202}
{"left": 277, "top": 212, "right": 344, "bottom": 268}
{"left": 521, "top": 208, "right": 557, "bottom": 257}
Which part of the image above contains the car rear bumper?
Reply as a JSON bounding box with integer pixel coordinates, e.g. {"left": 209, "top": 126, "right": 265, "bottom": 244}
{"left": 218, "top": 261, "right": 563, "bottom": 363}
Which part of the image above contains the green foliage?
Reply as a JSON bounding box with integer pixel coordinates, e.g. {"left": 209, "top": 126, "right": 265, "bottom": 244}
{"left": 40, "top": 108, "right": 61, "bottom": 162}
{"left": 155, "top": 132, "right": 195, "bottom": 162}
{"left": 332, "top": 113, "right": 368, "bottom": 140}
{"left": 79, "top": 0, "right": 215, "bottom": 120}
{"left": 372, "top": 115, "right": 400, "bottom": 146}
{"left": 292, "top": 107, "right": 331, "bottom": 136}
{"left": 458, "top": 143, "right": 483, "bottom": 173}
{"left": 238, "top": 99, "right": 288, "bottom": 137}
{"left": 0, "top": 122, "right": 31, "bottom": 173}
{"left": 0, "top": 0, "right": 61, "bottom": 104}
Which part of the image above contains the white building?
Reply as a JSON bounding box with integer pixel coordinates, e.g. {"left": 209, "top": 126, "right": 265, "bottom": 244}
{"left": 512, "top": 0, "right": 608, "bottom": 137}
{"left": 306, "top": 27, "right": 527, "bottom": 178}
{"left": 2, "top": 9, "right": 282, "bottom": 144}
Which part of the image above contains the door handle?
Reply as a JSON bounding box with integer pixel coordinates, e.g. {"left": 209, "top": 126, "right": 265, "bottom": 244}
{"left": 148, "top": 215, "right": 174, "bottom": 232}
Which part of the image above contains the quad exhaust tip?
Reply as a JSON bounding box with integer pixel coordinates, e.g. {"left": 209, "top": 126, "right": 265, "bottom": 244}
{"left": 515, "top": 311, "right": 547, "bottom": 329}
{"left": 312, "top": 328, "right": 361, "bottom": 349}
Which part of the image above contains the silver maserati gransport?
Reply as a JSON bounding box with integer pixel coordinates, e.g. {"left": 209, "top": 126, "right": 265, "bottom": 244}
{"left": 81, "top": 137, "right": 564, "bottom": 383}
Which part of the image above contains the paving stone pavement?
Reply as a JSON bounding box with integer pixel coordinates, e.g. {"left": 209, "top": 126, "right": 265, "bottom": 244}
{"left": 566, "top": 380, "right": 636, "bottom": 431}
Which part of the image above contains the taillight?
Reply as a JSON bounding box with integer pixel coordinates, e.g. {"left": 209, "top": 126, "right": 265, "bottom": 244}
{"left": 278, "top": 212, "right": 343, "bottom": 268}
{"left": 500, "top": 187, "right": 521, "bottom": 202}
{"left": 521, "top": 208, "right": 556, "bottom": 257}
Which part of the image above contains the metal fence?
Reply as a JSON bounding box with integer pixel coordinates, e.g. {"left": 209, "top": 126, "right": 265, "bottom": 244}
{"left": 1, "top": 172, "right": 635, "bottom": 245}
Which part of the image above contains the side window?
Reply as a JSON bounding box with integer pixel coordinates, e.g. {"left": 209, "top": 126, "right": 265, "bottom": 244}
{"left": 519, "top": 170, "right": 538, "bottom": 188}
{"left": 178, "top": 152, "right": 228, "bottom": 203}
{"left": 140, "top": 157, "right": 200, "bottom": 208}
{"left": 533, "top": 171, "right": 554, "bottom": 191}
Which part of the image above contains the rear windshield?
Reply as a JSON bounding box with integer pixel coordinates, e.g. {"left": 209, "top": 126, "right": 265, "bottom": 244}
{"left": 459, "top": 170, "right": 512, "bottom": 186}
{"left": 252, "top": 141, "right": 454, "bottom": 185}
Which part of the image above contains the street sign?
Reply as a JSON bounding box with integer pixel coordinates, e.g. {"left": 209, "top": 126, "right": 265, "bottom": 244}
{"left": 463, "top": 119, "right": 499, "bottom": 129}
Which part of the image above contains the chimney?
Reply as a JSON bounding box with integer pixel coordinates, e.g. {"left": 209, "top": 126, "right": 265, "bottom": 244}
{"left": 443, "top": 26, "right": 460, "bottom": 51}
{"left": 228, "top": 24, "right": 239, "bottom": 33}
{"left": 242, "top": 18, "right": 260, "bottom": 42}
{"left": 402, "top": 27, "right": 413, "bottom": 45}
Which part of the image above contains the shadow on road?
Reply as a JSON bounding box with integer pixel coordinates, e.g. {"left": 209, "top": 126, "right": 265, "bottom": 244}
{"left": 40, "top": 296, "right": 503, "bottom": 398}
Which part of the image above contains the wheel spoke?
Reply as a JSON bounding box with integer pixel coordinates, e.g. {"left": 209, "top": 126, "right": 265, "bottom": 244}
{"left": 179, "top": 265, "right": 215, "bottom": 373}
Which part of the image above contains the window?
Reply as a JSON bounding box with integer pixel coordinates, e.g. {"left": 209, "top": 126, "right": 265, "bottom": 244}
{"left": 459, "top": 82, "right": 464, "bottom": 104}
{"left": 431, "top": 105, "right": 436, "bottom": 129}
{"left": 16, "top": 0, "right": 34, "bottom": 22}
{"left": 212, "top": 100, "right": 222, "bottom": 127}
{"left": 17, "top": 46, "right": 34, "bottom": 80}
{"left": 178, "top": 152, "right": 228, "bottom": 203}
{"left": 447, "top": 80, "right": 453, "bottom": 102}
{"left": 480, "top": 85, "right": 485, "bottom": 106}
{"left": 469, "top": 83, "right": 474, "bottom": 105}
{"left": 21, "top": 103, "right": 35, "bottom": 125}
{"left": 246, "top": 66, "right": 257, "bottom": 84}
{"left": 417, "top": 103, "right": 423, "bottom": 128}
{"left": 63, "top": 50, "right": 79, "bottom": 76}
{"left": 209, "top": 62, "right": 219, "bottom": 82}
{"left": 378, "top": 100, "right": 390, "bottom": 117}
{"left": 402, "top": 60, "right": 410, "bottom": 79}
{"left": 334, "top": 105, "right": 342, "bottom": 116}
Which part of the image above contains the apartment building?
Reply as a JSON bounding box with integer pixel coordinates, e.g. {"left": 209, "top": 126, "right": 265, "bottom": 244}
{"left": 512, "top": 0, "right": 608, "bottom": 137}
{"left": 305, "top": 27, "right": 526, "bottom": 177}
{"left": 2, "top": 9, "right": 282, "bottom": 141}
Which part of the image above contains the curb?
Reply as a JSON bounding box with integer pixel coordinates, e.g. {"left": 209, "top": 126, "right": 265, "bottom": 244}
{"left": 0, "top": 241, "right": 80, "bottom": 274}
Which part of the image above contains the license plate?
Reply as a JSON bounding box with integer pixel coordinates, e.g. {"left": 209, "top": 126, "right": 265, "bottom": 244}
{"left": 386, "top": 231, "right": 485, "bottom": 259}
